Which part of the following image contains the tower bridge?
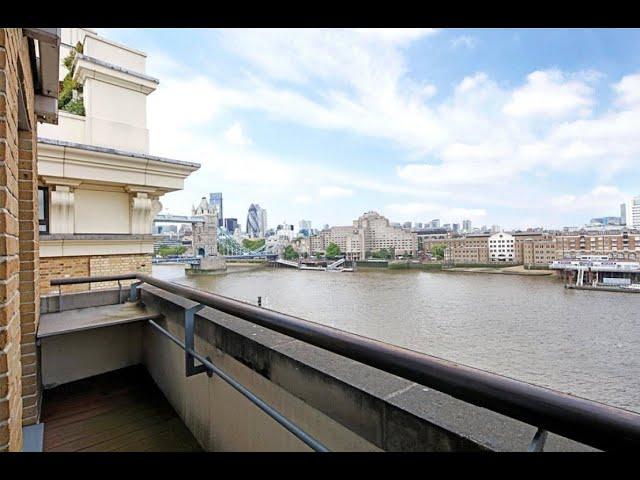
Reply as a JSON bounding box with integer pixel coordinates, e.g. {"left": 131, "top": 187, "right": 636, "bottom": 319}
{"left": 153, "top": 213, "right": 275, "bottom": 260}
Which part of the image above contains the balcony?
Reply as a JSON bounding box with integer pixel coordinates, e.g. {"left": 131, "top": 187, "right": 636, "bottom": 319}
{"left": 32, "top": 273, "right": 640, "bottom": 452}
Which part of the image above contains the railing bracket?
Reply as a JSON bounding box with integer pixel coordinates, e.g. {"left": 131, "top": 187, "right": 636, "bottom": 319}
{"left": 185, "top": 304, "right": 207, "bottom": 377}
{"left": 129, "top": 281, "right": 143, "bottom": 302}
{"left": 528, "top": 427, "right": 548, "bottom": 452}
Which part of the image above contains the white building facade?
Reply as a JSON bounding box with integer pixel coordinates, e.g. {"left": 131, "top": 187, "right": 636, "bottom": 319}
{"left": 632, "top": 196, "right": 640, "bottom": 229}
{"left": 488, "top": 232, "right": 515, "bottom": 262}
{"left": 37, "top": 28, "right": 199, "bottom": 292}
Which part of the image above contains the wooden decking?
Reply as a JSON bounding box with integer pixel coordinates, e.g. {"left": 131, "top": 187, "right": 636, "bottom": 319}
{"left": 42, "top": 365, "right": 203, "bottom": 452}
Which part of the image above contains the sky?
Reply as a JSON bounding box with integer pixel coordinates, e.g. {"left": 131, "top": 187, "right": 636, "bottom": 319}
{"left": 96, "top": 28, "right": 640, "bottom": 230}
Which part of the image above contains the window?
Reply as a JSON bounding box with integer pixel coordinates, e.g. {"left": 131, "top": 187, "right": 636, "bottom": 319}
{"left": 38, "top": 187, "right": 49, "bottom": 234}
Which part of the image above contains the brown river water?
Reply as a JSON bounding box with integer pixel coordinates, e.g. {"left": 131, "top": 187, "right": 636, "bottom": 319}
{"left": 152, "top": 263, "right": 640, "bottom": 413}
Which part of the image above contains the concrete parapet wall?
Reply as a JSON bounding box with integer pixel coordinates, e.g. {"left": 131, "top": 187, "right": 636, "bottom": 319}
{"left": 40, "top": 287, "right": 129, "bottom": 313}
{"left": 139, "top": 286, "right": 596, "bottom": 452}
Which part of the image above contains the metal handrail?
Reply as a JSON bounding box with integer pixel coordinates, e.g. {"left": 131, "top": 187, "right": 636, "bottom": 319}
{"left": 147, "top": 319, "right": 329, "bottom": 452}
{"left": 50, "top": 273, "right": 640, "bottom": 451}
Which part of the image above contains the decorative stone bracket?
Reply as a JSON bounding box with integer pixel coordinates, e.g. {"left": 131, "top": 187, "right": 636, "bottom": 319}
{"left": 45, "top": 179, "right": 82, "bottom": 234}
{"left": 129, "top": 188, "right": 162, "bottom": 234}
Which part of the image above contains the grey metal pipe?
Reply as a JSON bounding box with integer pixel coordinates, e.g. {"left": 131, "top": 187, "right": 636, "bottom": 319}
{"left": 51, "top": 273, "right": 138, "bottom": 285}
{"left": 51, "top": 273, "right": 640, "bottom": 451}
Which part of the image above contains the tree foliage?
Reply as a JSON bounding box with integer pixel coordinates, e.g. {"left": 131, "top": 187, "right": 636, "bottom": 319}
{"left": 431, "top": 244, "right": 446, "bottom": 260}
{"left": 157, "top": 245, "right": 187, "bottom": 257}
{"left": 325, "top": 242, "right": 341, "bottom": 258}
{"left": 371, "top": 248, "right": 395, "bottom": 259}
{"left": 242, "top": 238, "right": 265, "bottom": 251}
{"left": 59, "top": 42, "right": 85, "bottom": 116}
{"left": 283, "top": 245, "right": 299, "bottom": 260}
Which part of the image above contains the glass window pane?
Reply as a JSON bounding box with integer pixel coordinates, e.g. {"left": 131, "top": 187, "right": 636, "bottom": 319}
{"left": 38, "top": 189, "right": 45, "bottom": 221}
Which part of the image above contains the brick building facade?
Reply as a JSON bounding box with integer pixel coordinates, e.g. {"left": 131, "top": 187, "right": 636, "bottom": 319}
{"left": 1, "top": 28, "right": 60, "bottom": 452}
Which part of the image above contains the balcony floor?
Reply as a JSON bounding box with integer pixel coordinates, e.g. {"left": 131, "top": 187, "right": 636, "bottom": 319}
{"left": 42, "top": 365, "right": 203, "bottom": 452}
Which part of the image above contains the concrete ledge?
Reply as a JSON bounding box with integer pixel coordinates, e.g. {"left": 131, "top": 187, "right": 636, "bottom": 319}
{"left": 41, "top": 287, "right": 129, "bottom": 313}
{"left": 140, "top": 285, "right": 596, "bottom": 452}
{"left": 41, "top": 234, "right": 155, "bottom": 241}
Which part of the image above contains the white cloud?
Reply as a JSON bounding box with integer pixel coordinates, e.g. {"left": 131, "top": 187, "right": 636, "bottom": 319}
{"left": 353, "top": 28, "right": 439, "bottom": 45}
{"left": 138, "top": 29, "right": 640, "bottom": 227}
{"left": 293, "top": 194, "right": 313, "bottom": 204}
{"left": 503, "top": 70, "right": 595, "bottom": 118}
{"left": 451, "top": 35, "right": 477, "bottom": 49}
{"left": 421, "top": 84, "right": 438, "bottom": 99}
{"left": 551, "top": 186, "right": 628, "bottom": 212}
{"left": 613, "top": 72, "right": 640, "bottom": 107}
{"left": 318, "top": 186, "right": 354, "bottom": 198}
{"left": 455, "top": 72, "right": 489, "bottom": 95}
{"left": 385, "top": 202, "right": 487, "bottom": 222}
{"left": 223, "top": 122, "right": 252, "bottom": 146}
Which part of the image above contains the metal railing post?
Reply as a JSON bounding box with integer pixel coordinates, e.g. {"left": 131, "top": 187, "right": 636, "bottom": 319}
{"left": 528, "top": 428, "right": 549, "bottom": 452}
{"left": 184, "top": 304, "right": 209, "bottom": 377}
{"left": 129, "top": 281, "right": 142, "bottom": 302}
{"left": 148, "top": 319, "right": 329, "bottom": 452}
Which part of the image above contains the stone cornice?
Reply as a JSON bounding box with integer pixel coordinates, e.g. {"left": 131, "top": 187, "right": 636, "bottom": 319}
{"left": 41, "top": 234, "right": 155, "bottom": 241}
{"left": 40, "top": 235, "right": 155, "bottom": 257}
{"left": 73, "top": 54, "right": 159, "bottom": 94}
{"left": 37, "top": 138, "right": 200, "bottom": 194}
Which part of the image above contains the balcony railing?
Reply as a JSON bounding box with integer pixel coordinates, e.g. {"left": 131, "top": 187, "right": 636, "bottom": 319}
{"left": 50, "top": 273, "right": 640, "bottom": 451}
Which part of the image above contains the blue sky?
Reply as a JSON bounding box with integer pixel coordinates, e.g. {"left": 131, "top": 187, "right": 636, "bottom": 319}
{"left": 98, "top": 28, "right": 640, "bottom": 230}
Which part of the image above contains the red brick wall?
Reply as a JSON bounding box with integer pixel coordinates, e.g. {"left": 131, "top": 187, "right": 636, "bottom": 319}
{"left": 18, "top": 129, "right": 39, "bottom": 425}
{"left": 0, "top": 28, "right": 39, "bottom": 452}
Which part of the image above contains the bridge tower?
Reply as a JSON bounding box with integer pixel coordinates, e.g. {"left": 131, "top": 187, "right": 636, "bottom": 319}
{"left": 187, "top": 197, "right": 227, "bottom": 274}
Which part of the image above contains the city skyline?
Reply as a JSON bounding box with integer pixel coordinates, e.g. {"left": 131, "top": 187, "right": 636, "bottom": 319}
{"left": 170, "top": 191, "right": 635, "bottom": 235}
{"left": 96, "top": 28, "right": 640, "bottom": 229}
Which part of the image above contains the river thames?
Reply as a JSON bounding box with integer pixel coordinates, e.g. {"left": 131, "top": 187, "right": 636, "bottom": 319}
{"left": 153, "top": 264, "right": 640, "bottom": 413}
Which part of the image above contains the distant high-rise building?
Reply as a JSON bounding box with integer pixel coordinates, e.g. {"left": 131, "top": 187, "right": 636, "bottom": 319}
{"left": 430, "top": 219, "right": 440, "bottom": 228}
{"left": 258, "top": 207, "right": 267, "bottom": 236}
{"left": 402, "top": 221, "right": 412, "bottom": 229}
{"left": 590, "top": 216, "right": 622, "bottom": 226}
{"left": 414, "top": 222, "right": 423, "bottom": 229}
{"left": 491, "top": 225, "right": 501, "bottom": 233}
{"left": 442, "top": 223, "right": 451, "bottom": 231}
{"left": 462, "top": 219, "right": 472, "bottom": 232}
{"left": 632, "top": 196, "right": 640, "bottom": 229}
{"left": 620, "top": 203, "right": 627, "bottom": 226}
{"left": 299, "top": 220, "right": 312, "bottom": 237}
{"left": 299, "top": 219, "right": 312, "bottom": 230}
{"left": 246, "top": 204, "right": 262, "bottom": 238}
{"left": 246, "top": 204, "right": 268, "bottom": 237}
{"left": 209, "top": 192, "right": 223, "bottom": 227}
{"left": 224, "top": 218, "right": 238, "bottom": 233}
{"left": 276, "top": 223, "right": 295, "bottom": 241}
{"left": 452, "top": 223, "right": 460, "bottom": 233}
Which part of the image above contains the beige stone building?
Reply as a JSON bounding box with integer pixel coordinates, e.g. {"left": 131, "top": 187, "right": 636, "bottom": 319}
{"left": 441, "top": 235, "right": 491, "bottom": 264}
{"left": 522, "top": 233, "right": 561, "bottom": 267}
{"left": 36, "top": 29, "right": 199, "bottom": 293}
{"left": 310, "top": 211, "right": 418, "bottom": 260}
{"left": 424, "top": 229, "right": 640, "bottom": 267}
